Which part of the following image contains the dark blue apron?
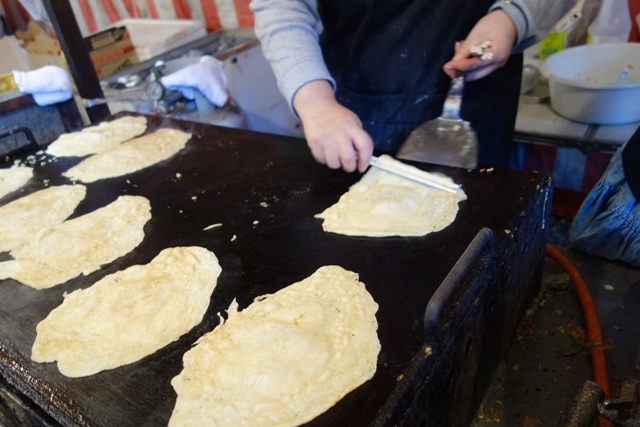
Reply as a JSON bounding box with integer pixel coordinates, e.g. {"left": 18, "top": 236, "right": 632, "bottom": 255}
{"left": 318, "top": 0, "right": 523, "bottom": 167}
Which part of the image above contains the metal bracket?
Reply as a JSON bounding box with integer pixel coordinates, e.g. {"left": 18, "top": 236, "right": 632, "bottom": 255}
{"left": 0, "top": 126, "right": 37, "bottom": 162}
{"left": 423, "top": 227, "right": 494, "bottom": 349}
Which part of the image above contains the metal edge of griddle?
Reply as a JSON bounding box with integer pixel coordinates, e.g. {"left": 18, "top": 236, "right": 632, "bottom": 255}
{"left": 0, "top": 339, "right": 89, "bottom": 427}
{"left": 372, "top": 172, "right": 554, "bottom": 427}
{"left": 423, "top": 226, "right": 495, "bottom": 347}
{"left": 0, "top": 127, "right": 38, "bottom": 162}
{"left": 0, "top": 372, "right": 58, "bottom": 427}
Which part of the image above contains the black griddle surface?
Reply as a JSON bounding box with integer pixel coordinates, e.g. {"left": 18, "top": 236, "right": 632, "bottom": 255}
{"left": 0, "top": 113, "right": 545, "bottom": 427}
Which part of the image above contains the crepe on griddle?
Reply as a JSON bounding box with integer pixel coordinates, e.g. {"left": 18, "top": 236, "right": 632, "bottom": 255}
{"left": 63, "top": 127, "right": 191, "bottom": 183}
{"left": 169, "top": 265, "right": 380, "bottom": 427}
{"left": 0, "top": 195, "right": 151, "bottom": 289}
{"left": 0, "top": 185, "right": 86, "bottom": 253}
{"left": 46, "top": 116, "right": 148, "bottom": 157}
{"left": 316, "top": 157, "right": 466, "bottom": 237}
{"left": 32, "top": 246, "right": 222, "bottom": 377}
{"left": 0, "top": 167, "right": 33, "bottom": 200}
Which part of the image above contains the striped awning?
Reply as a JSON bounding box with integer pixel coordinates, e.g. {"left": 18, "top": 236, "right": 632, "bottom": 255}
{"left": 2, "top": 0, "right": 253, "bottom": 36}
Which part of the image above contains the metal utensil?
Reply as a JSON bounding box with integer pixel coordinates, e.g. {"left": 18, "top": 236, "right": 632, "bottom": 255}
{"left": 397, "top": 74, "right": 478, "bottom": 169}
{"left": 369, "top": 155, "right": 460, "bottom": 193}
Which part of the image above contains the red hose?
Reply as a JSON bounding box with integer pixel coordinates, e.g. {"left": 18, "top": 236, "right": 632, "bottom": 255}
{"left": 545, "top": 244, "right": 612, "bottom": 427}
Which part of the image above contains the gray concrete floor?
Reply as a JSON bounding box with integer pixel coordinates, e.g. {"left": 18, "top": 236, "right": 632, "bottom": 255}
{"left": 472, "top": 245, "right": 640, "bottom": 426}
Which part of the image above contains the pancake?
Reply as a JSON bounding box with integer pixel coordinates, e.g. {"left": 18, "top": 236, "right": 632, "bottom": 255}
{"left": 316, "top": 157, "right": 466, "bottom": 236}
{"left": 46, "top": 116, "right": 147, "bottom": 157}
{"left": 169, "top": 265, "right": 380, "bottom": 427}
{"left": 0, "top": 167, "right": 33, "bottom": 200}
{"left": 32, "top": 246, "right": 222, "bottom": 377}
{"left": 0, "top": 195, "right": 151, "bottom": 289}
{"left": 63, "top": 128, "right": 191, "bottom": 183}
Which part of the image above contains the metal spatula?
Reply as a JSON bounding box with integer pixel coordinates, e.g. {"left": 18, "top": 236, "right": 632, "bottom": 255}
{"left": 397, "top": 74, "right": 478, "bottom": 169}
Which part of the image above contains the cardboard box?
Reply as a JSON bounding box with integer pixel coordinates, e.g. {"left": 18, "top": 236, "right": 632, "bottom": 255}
{"left": 89, "top": 39, "right": 136, "bottom": 68}
{"left": 84, "top": 26, "right": 138, "bottom": 78}
{"left": 84, "top": 26, "right": 131, "bottom": 52}
{"left": 0, "top": 36, "right": 31, "bottom": 74}
{"left": 94, "top": 52, "right": 138, "bottom": 78}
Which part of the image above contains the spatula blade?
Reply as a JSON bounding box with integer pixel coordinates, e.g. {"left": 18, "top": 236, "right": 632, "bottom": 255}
{"left": 397, "top": 117, "right": 478, "bottom": 169}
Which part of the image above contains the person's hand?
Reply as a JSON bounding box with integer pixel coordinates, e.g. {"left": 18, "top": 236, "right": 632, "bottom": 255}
{"left": 293, "top": 80, "right": 374, "bottom": 173}
{"left": 443, "top": 10, "right": 517, "bottom": 81}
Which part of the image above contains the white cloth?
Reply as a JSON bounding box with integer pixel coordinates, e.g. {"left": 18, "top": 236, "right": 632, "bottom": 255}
{"left": 13, "top": 65, "right": 72, "bottom": 106}
{"left": 161, "top": 56, "right": 229, "bottom": 107}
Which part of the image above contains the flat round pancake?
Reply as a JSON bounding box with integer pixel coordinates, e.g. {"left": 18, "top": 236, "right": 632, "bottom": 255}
{"left": 0, "top": 185, "right": 86, "bottom": 253}
{"left": 62, "top": 128, "right": 191, "bottom": 183}
{"left": 46, "top": 116, "right": 148, "bottom": 157}
{"left": 32, "top": 246, "right": 222, "bottom": 377}
{"left": 0, "top": 167, "right": 33, "bottom": 200}
{"left": 0, "top": 195, "right": 151, "bottom": 289}
{"left": 169, "top": 265, "right": 380, "bottom": 427}
{"left": 316, "top": 161, "right": 467, "bottom": 237}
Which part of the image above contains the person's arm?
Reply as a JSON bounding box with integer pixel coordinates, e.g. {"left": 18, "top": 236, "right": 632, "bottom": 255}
{"left": 492, "top": 0, "right": 580, "bottom": 52}
{"left": 488, "top": 0, "right": 536, "bottom": 52}
{"left": 251, "top": 0, "right": 332, "bottom": 113}
{"left": 443, "top": 10, "right": 517, "bottom": 81}
{"left": 443, "top": 0, "right": 579, "bottom": 80}
{"left": 293, "top": 81, "right": 373, "bottom": 172}
{"left": 250, "top": 0, "right": 373, "bottom": 172}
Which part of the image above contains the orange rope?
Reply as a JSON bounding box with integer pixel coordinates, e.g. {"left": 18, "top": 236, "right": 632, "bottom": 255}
{"left": 545, "top": 244, "right": 612, "bottom": 427}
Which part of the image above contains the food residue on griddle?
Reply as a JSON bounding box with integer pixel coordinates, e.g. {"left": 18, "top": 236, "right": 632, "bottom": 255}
{"left": 203, "top": 223, "right": 222, "bottom": 231}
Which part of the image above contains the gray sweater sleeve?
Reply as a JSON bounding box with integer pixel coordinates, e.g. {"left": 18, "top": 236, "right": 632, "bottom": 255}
{"left": 251, "top": 0, "right": 576, "bottom": 112}
{"left": 250, "top": 0, "right": 334, "bottom": 114}
{"left": 489, "top": 0, "right": 578, "bottom": 52}
{"left": 488, "top": 0, "right": 536, "bottom": 52}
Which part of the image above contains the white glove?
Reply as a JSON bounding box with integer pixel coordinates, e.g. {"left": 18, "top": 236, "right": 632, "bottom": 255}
{"left": 161, "top": 56, "right": 229, "bottom": 107}
{"left": 13, "top": 65, "right": 72, "bottom": 106}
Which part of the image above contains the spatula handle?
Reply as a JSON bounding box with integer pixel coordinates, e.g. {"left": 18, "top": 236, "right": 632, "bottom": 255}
{"left": 440, "top": 75, "right": 464, "bottom": 121}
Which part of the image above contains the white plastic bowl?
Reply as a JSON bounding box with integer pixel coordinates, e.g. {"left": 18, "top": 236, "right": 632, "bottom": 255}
{"left": 540, "top": 43, "right": 640, "bottom": 125}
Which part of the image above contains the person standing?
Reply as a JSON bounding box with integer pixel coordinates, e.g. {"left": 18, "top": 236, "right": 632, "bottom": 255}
{"left": 251, "top": 0, "right": 575, "bottom": 172}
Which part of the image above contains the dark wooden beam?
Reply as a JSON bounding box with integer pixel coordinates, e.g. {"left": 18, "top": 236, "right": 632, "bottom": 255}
{"left": 42, "top": 0, "right": 109, "bottom": 124}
